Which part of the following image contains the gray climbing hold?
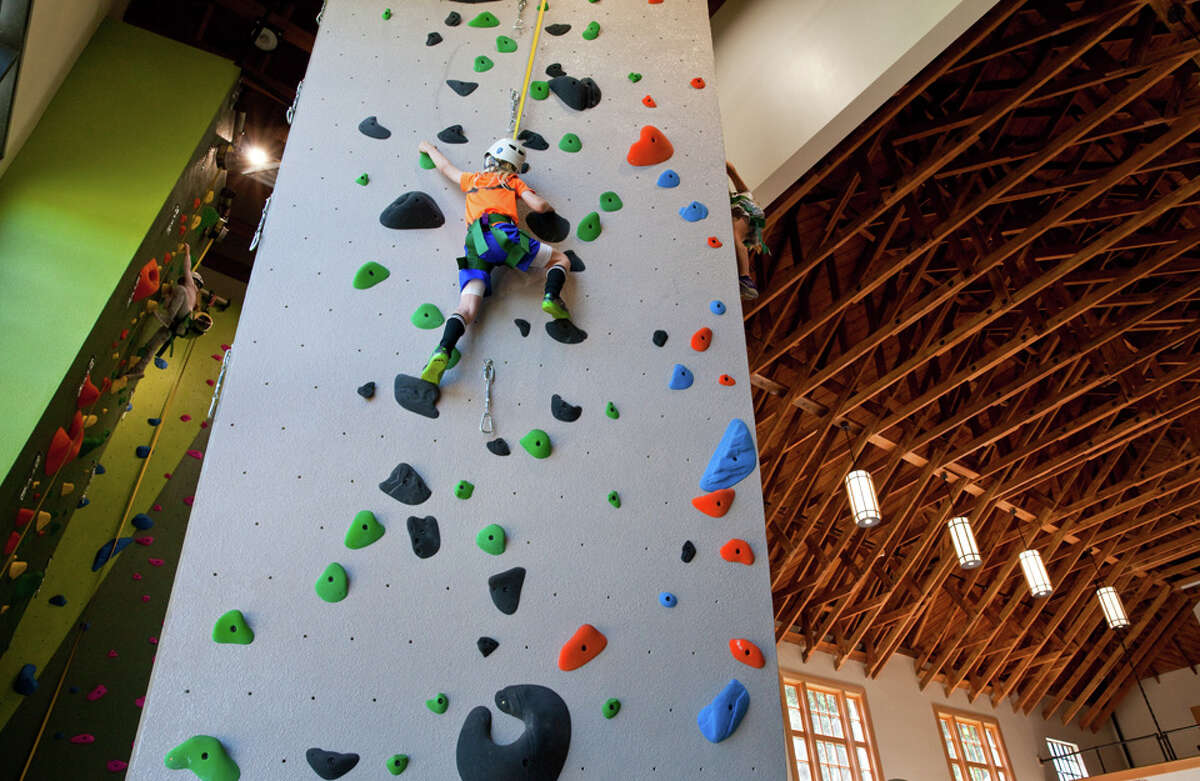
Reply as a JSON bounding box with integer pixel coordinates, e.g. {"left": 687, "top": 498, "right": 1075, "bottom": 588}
{"left": 456, "top": 685, "right": 571, "bottom": 781}
{"left": 407, "top": 515, "right": 441, "bottom": 558}
{"left": 446, "top": 11, "right": 461, "bottom": 25}
{"left": 545, "top": 63, "right": 565, "bottom": 78}
{"left": 549, "top": 76, "right": 602, "bottom": 111}
{"left": 358, "top": 116, "right": 391, "bottom": 139}
{"left": 681, "top": 540, "right": 696, "bottom": 562}
{"left": 700, "top": 419, "right": 757, "bottom": 491}
{"left": 393, "top": 374, "right": 440, "bottom": 419}
{"left": 515, "top": 318, "right": 530, "bottom": 337}
{"left": 438, "top": 124, "right": 469, "bottom": 144}
{"left": 306, "top": 748, "right": 360, "bottom": 779}
{"left": 488, "top": 567, "right": 525, "bottom": 614}
{"left": 427, "top": 32, "right": 443, "bottom": 46}
{"left": 486, "top": 438, "right": 510, "bottom": 456}
{"left": 525, "top": 210, "right": 569, "bottom": 242}
{"left": 517, "top": 130, "right": 549, "bottom": 150}
{"left": 447, "top": 80, "right": 479, "bottom": 96}
{"left": 357, "top": 382, "right": 375, "bottom": 399}
{"left": 546, "top": 319, "right": 587, "bottom": 344}
{"left": 551, "top": 394, "right": 581, "bottom": 422}
{"left": 380, "top": 192, "right": 445, "bottom": 229}
{"left": 652, "top": 330, "right": 668, "bottom": 347}
{"left": 477, "top": 636, "right": 499, "bottom": 657}
{"left": 379, "top": 463, "right": 432, "bottom": 505}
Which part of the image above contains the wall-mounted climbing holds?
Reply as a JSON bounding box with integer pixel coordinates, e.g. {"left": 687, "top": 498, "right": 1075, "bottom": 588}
{"left": 652, "top": 330, "right": 668, "bottom": 347}
{"left": 697, "top": 680, "right": 749, "bottom": 744}
{"left": 476, "top": 524, "right": 506, "bottom": 555}
{"left": 315, "top": 563, "right": 349, "bottom": 602}
{"left": 419, "top": 151, "right": 435, "bottom": 169}
{"left": 437, "top": 125, "right": 469, "bottom": 144}
{"left": 558, "top": 623, "right": 607, "bottom": 670}
{"left": 607, "top": 490, "right": 621, "bottom": 508}
{"left": 577, "top": 211, "right": 601, "bottom": 241}
{"left": 628, "top": 72, "right": 642, "bottom": 82}
{"left": 426, "top": 693, "right": 449, "bottom": 714}
{"left": 549, "top": 75, "right": 602, "bottom": 111}
{"left": 582, "top": 20, "right": 601, "bottom": 39}
{"left": 519, "top": 429, "right": 552, "bottom": 458}
{"left": 468, "top": 11, "right": 499, "bottom": 27}
{"left": 163, "top": 735, "right": 240, "bottom": 781}
{"left": 707, "top": 236, "right": 723, "bottom": 248}
{"left": 545, "top": 23, "right": 571, "bottom": 35}
{"left": 710, "top": 300, "right": 726, "bottom": 315}
{"left": 49, "top": 594, "right": 67, "bottom": 606}
{"left": 407, "top": 516, "right": 441, "bottom": 558}
{"left": 380, "top": 192, "right": 445, "bottom": 229}
{"left": 529, "top": 81, "right": 549, "bottom": 100}
{"left": 379, "top": 463, "right": 432, "bottom": 505}
{"left": 393, "top": 374, "right": 440, "bottom": 419}
{"left": 525, "top": 210, "right": 570, "bottom": 242}
{"left": 669, "top": 364, "right": 694, "bottom": 390}
{"left": 456, "top": 684, "right": 571, "bottom": 781}
{"left": 659, "top": 592, "right": 677, "bottom": 608}
{"left": 359, "top": 116, "right": 391, "bottom": 139}
{"left": 357, "top": 382, "right": 376, "bottom": 399}
{"left": 558, "top": 133, "right": 582, "bottom": 153}
{"left": 132, "top": 259, "right": 161, "bottom": 302}
{"left": 599, "top": 192, "right": 623, "bottom": 212}
{"left": 445, "top": 11, "right": 461, "bottom": 25}
{"left": 212, "top": 609, "right": 254, "bottom": 645}
{"left": 345, "top": 510, "right": 385, "bottom": 549}
{"left": 476, "top": 636, "right": 499, "bottom": 657}
{"left": 382, "top": 8, "right": 392, "bottom": 19}
{"left": 355, "top": 173, "right": 370, "bottom": 186}
{"left": 729, "top": 638, "right": 765, "bottom": 668}
{"left": 603, "top": 698, "right": 621, "bottom": 719}
{"left": 681, "top": 541, "right": 696, "bottom": 562}
{"left": 411, "top": 302, "right": 445, "bottom": 329}
{"left": 718, "top": 374, "right": 736, "bottom": 386}
{"left": 626, "top": 126, "right": 673, "bottom": 166}
{"left": 701, "top": 419, "right": 757, "bottom": 490}
{"left": 92, "top": 537, "right": 133, "bottom": 571}
{"left": 642, "top": 95, "right": 657, "bottom": 108}
{"left": 691, "top": 327, "right": 712, "bottom": 351}
{"left": 546, "top": 63, "right": 565, "bottom": 78}
{"left": 426, "top": 32, "right": 443, "bottom": 46}
{"left": 551, "top": 394, "right": 581, "bottom": 422}
{"left": 13, "top": 664, "right": 37, "bottom": 695}
{"left": 353, "top": 261, "right": 390, "bottom": 289}
{"left": 605, "top": 402, "right": 619, "bottom": 419}
{"left": 517, "top": 129, "right": 548, "bottom": 150}
{"left": 692, "top": 488, "right": 734, "bottom": 518}
{"left": 496, "top": 35, "right": 517, "bottom": 52}
{"left": 306, "top": 748, "right": 360, "bottom": 779}
{"left": 486, "top": 438, "right": 510, "bottom": 456}
{"left": 77, "top": 376, "right": 100, "bottom": 408}
{"left": 474, "top": 56, "right": 494, "bottom": 73}
{"left": 447, "top": 79, "right": 478, "bottom": 97}
{"left": 679, "top": 201, "right": 709, "bottom": 222}
{"left": 71, "top": 734, "right": 95, "bottom": 744}
{"left": 691, "top": 77, "right": 706, "bottom": 89}
{"left": 454, "top": 480, "right": 475, "bottom": 500}
{"left": 488, "top": 567, "right": 525, "bottom": 614}
{"left": 386, "top": 754, "right": 409, "bottom": 775}
{"left": 719, "top": 538, "right": 755, "bottom": 565}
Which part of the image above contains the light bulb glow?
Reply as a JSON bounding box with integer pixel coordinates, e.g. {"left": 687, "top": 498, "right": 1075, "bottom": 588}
{"left": 844, "top": 469, "right": 881, "bottom": 528}
{"left": 947, "top": 516, "right": 982, "bottom": 569}
{"left": 1019, "top": 549, "right": 1053, "bottom": 598}
{"left": 1097, "top": 586, "right": 1130, "bottom": 629}
{"left": 245, "top": 146, "right": 269, "bottom": 166}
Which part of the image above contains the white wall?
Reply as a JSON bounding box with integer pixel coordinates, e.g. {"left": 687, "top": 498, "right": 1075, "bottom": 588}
{"left": 1112, "top": 666, "right": 1200, "bottom": 768}
{"left": 778, "top": 643, "right": 1127, "bottom": 781}
{"left": 711, "top": 0, "right": 999, "bottom": 205}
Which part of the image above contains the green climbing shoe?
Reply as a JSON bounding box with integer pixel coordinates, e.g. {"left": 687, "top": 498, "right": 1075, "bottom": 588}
{"left": 420, "top": 348, "right": 450, "bottom": 385}
{"left": 542, "top": 294, "right": 571, "bottom": 320}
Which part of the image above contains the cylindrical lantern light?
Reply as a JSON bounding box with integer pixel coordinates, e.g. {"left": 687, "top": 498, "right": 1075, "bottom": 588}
{"left": 947, "top": 516, "right": 982, "bottom": 569}
{"left": 1019, "top": 549, "right": 1053, "bottom": 598}
{"left": 844, "top": 469, "right": 881, "bottom": 528}
{"left": 1096, "top": 586, "right": 1130, "bottom": 629}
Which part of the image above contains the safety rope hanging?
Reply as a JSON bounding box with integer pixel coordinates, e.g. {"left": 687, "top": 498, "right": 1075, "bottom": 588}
{"left": 510, "top": 0, "right": 548, "bottom": 138}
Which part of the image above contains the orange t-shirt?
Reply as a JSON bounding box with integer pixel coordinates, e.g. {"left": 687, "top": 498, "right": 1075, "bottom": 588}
{"left": 460, "top": 171, "right": 531, "bottom": 225}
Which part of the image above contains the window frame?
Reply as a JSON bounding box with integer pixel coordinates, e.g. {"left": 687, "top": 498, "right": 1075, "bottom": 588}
{"left": 932, "top": 705, "right": 1015, "bottom": 781}
{"left": 1045, "top": 737, "right": 1087, "bottom": 781}
{"left": 779, "top": 672, "right": 885, "bottom": 781}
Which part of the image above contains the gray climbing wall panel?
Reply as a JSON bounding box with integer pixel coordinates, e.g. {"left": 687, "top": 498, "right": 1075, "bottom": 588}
{"left": 129, "top": 1, "right": 786, "bottom": 778}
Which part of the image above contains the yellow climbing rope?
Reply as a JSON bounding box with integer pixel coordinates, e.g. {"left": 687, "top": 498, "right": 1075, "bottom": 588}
{"left": 511, "top": 0, "right": 549, "bottom": 138}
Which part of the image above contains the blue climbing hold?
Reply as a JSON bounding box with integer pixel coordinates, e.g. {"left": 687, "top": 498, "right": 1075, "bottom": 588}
{"left": 679, "top": 201, "right": 708, "bottom": 222}
{"left": 697, "top": 679, "right": 749, "bottom": 743}
{"left": 131, "top": 514, "right": 154, "bottom": 531}
{"left": 154, "top": 357, "right": 167, "bottom": 370}
{"left": 76, "top": 497, "right": 89, "bottom": 508}
{"left": 91, "top": 537, "right": 133, "bottom": 571}
{"left": 710, "top": 300, "right": 726, "bottom": 315}
{"left": 125, "top": 403, "right": 133, "bottom": 411}
{"left": 657, "top": 169, "right": 680, "bottom": 188}
{"left": 700, "top": 419, "right": 757, "bottom": 491}
{"left": 93, "top": 464, "right": 105, "bottom": 475}
{"left": 135, "top": 446, "right": 150, "bottom": 458}
{"left": 659, "top": 592, "right": 677, "bottom": 608}
{"left": 68, "top": 687, "right": 78, "bottom": 694}
{"left": 147, "top": 417, "right": 161, "bottom": 426}
{"left": 669, "top": 364, "right": 694, "bottom": 390}
{"left": 13, "top": 664, "right": 37, "bottom": 696}
{"left": 48, "top": 595, "right": 67, "bottom": 606}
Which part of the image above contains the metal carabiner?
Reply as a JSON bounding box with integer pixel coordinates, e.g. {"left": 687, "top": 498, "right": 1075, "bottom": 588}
{"left": 480, "top": 359, "right": 495, "bottom": 434}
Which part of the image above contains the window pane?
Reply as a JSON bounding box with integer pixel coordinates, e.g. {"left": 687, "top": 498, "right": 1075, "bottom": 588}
{"left": 940, "top": 720, "right": 958, "bottom": 759}
{"left": 808, "top": 690, "right": 845, "bottom": 738}
{"left": 957, "top": 722, "right": 987, "bottom": 764}
{"left": 815, "top": 739, "right": 853, "bottom": 781}
{"left": 951, "top": 765, "right": 964, "bottom": 781}
{"left": 793, "top": 737, "right": 812, "bottom": 781}
{"left": 985, "top": 727, "right": 1004, "bottom": 766}
{"left": 856, "top": 746, "right": 874, "bottom": 781}
{"left": 847, "top": 697, "right": 866, "bottom": 742}
{"left": 788, "top": 706, "right": 805, "bottom": 732}
{"left": 785, "top": 685, "right": 800, "bottom": 709}
{"left": 969, "top": 767, "right": 992, "bottom": 781}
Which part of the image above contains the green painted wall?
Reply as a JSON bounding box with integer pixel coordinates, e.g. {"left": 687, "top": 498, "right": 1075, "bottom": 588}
{"left": 0, "top": 19, "right": 240, "bottom": 479}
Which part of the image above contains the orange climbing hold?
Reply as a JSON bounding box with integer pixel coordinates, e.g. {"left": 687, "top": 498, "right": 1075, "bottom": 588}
{"left": 718, "top": 374, "right": 736, "bottom": 386}
{"left": 557, "top": 623, "right": 608, "bottom": 671}
{"left": 690, "top": 77, "right": 706, "bottom": 89}
{"left": 720, "top": 538, "right": 754, "bottom": 566}
{"left": 729, "top": 638, "right": 765, "bottom": 668}
{"left": 642, "top": 95, "right": 656, "bottom": 108}
{"left": 626, "top": 125, "right": 674, "bottom": 167}
{"left": 76, "top": 376, "right": 100, "bottom": 408}
{"left": 691, "top": 327, "right": 712, "bottom": 352}
{"left": 132, "top": 259, "right": 160, "bottom": 302}
{"left": 707, "top": 236, "right": 723, "bottom": 248}
{"left": 691, "top": 488, "right": 734, "bottom": 518}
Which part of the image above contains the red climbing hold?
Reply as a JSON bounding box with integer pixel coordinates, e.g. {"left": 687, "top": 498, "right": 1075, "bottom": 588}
{"left": 15, "top": 509, "right": 33, "bottom": 528}
{"left": 132, "top": 573, "right": 142, "bottom": 581}
{"left": 5, "top": 532, "right": 20, "bottom": 557}
{"left": 186, "top": 450, "right": 204, "bottom": 460}
{"left": 649, "top": 0, "right": 663, "bottom": 4}
{"left": 135, "top": 536, "right": 154, "bottom": 546}
{"left": 626, "top": 125, "right": 674, "bottom": 167}
{"left": 558, "top": 623, "right": 608, "bottom": 671}
{"left": 77, "top": 376, "right": 100, "bottom": 408}
{"left": 193, "top": 197, "right": 202, "bottom": 209}
{"left": 135, "top": 696, "right": 144, "bottom": 708}
{"left": 642, "top": 95, "right": 656, "bottom": 108}
{"left": 206, "top": 379, "right": 215, "bottom": 386}
{"left": 86, "top": 684, "right": 108, "bottom": 701}
{"left": 152, "top": 504, "right": 162, "bottom": 512}
{"left": 707, "top": 236, "right": 722, "bottom": 248}
{"left": 718, "top": 374, "right": 736, "bottom": 386}
{"left": 131, "top": 259, "right": 160, "bottom": 302}
{"left": 720, "top": 538, "right": 755, "bottom": 565}
{"left": 691, "top": 77, "right": 706, "bottom": 89}
{"left": 200, "top": 421, "right": 209, "bottom": 429}
{"left": 148, "top": 558, "right": 164, "bottom": 567}
{"left": 45, "top": 427, "right": 71, "bottom": 476}
{"left": 691, "top": 327, "right": 712, "bottom": 352}
{"left": 107, "top": 650, "right": 118, "bottom": 658}
{"left": 70, "top": 734, "right": 95, "bottom": 744}
{"left": 183, "top": 496, "right": 194, "bottom": 506}
{"left": 729, "top": 638, "right": 765, "bottom": 668}
{"left": 107, "top": 760, "right": 129, "bottom": 772}
{"left": 100, "top": 377, "right": 111, "bottom": 395}
{"left": 164, "top": 473, "right": 172, "bottom": 479}
{"left": 119, "top": 329, "right": 129, "bottom": 340}
{"left": 148, "top": 636, "right": 158, "bottom": 645}
{"left": 180, "top": 414, "right": 191, "bottom": 422}
{"left": 692, "top": 488, "right": 735, "bottom": 518}
{"left": 141, "top": 595, "right": 151, "bottom": 602}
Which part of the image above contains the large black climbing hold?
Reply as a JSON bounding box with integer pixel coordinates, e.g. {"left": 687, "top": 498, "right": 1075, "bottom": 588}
{"left": 426, "top": 31, "right": 443, "bottom": 46}
{"left": 681, "top": 540, "right": 696, "bottom": 563}
{"left": 358, "top": 116, "right": 391, "bottom": 139}
{"left": 515, "top": 318, "right": 530, "bottom": 337}
{"left": 551, "top": 394, "right": 581, "bottom": 422}
{"left": 379, "top": 463, "right": 432, "bottom": 505}
{"left": 487, "top": 438, "right": 511, "bottom": 456}
{"left": 447, "top": 80, "right": 479, "bottom": 96}
{"left": 565, "top": 250, "right": 585, "bottom": 272}
{"left": 546, "top": 320, "right": 587, "bottom": 344}
{"left": 446, "top": 11, "right": 462, "bottom": 25}
{"left": 407, "top": 515, "right": 441, "bottom": 559}
{"left": 380, "top": 192, "right": 445, "bottom": 230}
{"left": 548, "top": 76, "right": 601, "bottom": 111}
{"left": 517, "top": 130, "right": 548, "bottom": 151}
{"left": 357, "top": 381, "right": 375, "bottom": 399}
{"left": 525, "top": 211, "right": 569, "bottom": 242}
{"left": 488, "top": 567, "right": 525, "bottom": 615}
{"left": 456, "top": 684, "right": 571, "bottom": 781}
{"left": 478, "top": 636, "right": 500, "bottom": 657}
{"left": 438, "top": 124, "right": 469, "bottom": 144}
{"left": 394, "top": 373, "right": 440, "bottom": 418}
{"left": 545, "top": 63, "right": 565, "bottom": 78}
{"left": 13, "top": 664, "right": 37, "bottom": 696}
{"left": 545, "top": 23, "right": 571, "bottom": 35}
{"left": 652, "top": 330, "right": 668, "bottom": 347}
{"left": 306, "top": 748, "right": 360, "bottom": 780}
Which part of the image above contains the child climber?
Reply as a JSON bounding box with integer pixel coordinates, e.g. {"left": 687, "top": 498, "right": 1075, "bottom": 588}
{"left": 416, "top": 137, "right": 574, "bottom": 386}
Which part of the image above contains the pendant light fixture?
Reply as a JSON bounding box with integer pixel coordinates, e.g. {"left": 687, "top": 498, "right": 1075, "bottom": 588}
{"left": 1014, "top": 509, "right": 1053, "bottom": 598}
{"left": 840, "top": 421, "right": 881, "bottom": 528}
{"left": 941, "top": 473, "right": 982, "bottom": 569}
{"left": 1096, "top": 585, "right": 1131, "bottom": 629}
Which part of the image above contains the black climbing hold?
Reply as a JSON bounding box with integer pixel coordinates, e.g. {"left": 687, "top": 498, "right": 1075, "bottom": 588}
{"left": 477, "top": 636, "right": 499, "bottom": 657}
{"left": 48, "top": 594, "right": 67, "bottom": 606}
{"left": 487, "top": 438, "right": 511, "bottom": 456}
{"left": 545, "top": 63, "right": 565, "bottom": 78}
{"left": 515, "top": 318, "right": 530, "bottom": 337}
{"left": 517, "top": 130, "right": 548, "bottom": 151}
{"left": 525, "top": 210, "right": 570, "bottom": 242}
{"left": 394, "top": 373, "right": 440, "bottom": 418}
{"left": 456, "top": 684, "right": 571, "bottom": 781}
{"left": 380, "top": 192, "right": 445, "bottom": 230}
{"left": 546, "top": 319, "right": 588, "bottom": 344}
{"left": 488, "top": 567, "right": 525, "bottom": 615}
{"left": 306, "top": 748, "right": 360, "bottom": 780}
{"left": 566, "top": 250, "right": 585, "bottom": 272}
{"left": 379, "top": 463, "right": 432, "bottom": 505}
{"left": 13, "top": 664, "right": 37, "bottom": 696}
{"left": 357, "top": 382, "right": 376, "bottom": 399}
{"left": 446, "top": 11, "right": 462, "bottom": 25}
{"left": 438, "top": 124, "right": 469, "bottom": 144}
{"left": 407, "top": 515, "right": 441, "bottom": 559}
{"left": 426, "top": 31, "right": 443, "bottom": 46}
{"left": 551, "top": 394, "right": 582, "bottom": 422}
{"left": 447, "top": 79, "right": 479, "bottom": 97}
{"left": 358, "top": 116, "right": 391, "bottom": 139}
{"left": 652, "top": 330, "right": 668, "bottom": 347}
{"left": 682, "top": 540, "right": 696, "bottom": 563}
{"left": 549, "top": 76, "right": 601, "bottom": 111}
{"left": 545, "top": 23, "right": 571, "bottom": 35}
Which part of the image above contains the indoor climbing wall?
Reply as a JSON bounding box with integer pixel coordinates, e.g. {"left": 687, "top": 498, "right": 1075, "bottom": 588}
{"left": 131, "top": 1, "right": 786, "bottom": 778}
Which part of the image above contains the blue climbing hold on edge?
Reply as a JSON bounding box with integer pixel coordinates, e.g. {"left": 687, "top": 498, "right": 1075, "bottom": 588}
{"left": 48, "top": 595, "right": 67, "bottom": 606}
{"left": 656, "top": 169, "right": 680, "bottom": 188}
{"left": 700, "top": 419, "right": 757, "bottom": 491}
{"left": 135, "top": 446, "right": 150, "bottom": 458}
{"left": 659, "top": 592, "right": 677, "bottom": 608}
{"left": 93, "top": 464, "right": 105, "bottom": 475}
{"left": 13, "top": 664, "right": 37, "bottom": 696}
{"left": 77, "top": 497, "right": 89, "bottom": 508}
{"left": 92, "top": 537, "right": 133, "bottom": 571}
{"left": 131, "top": 514, "right": 154, "bottom": 530}
{"left": 710, "top": 300, "right": 726, "bottom": 315}
{"left": 147, "top": 417, "right": 161, "bottom": 426}
{"left": 679, "top": 201, "right": 708, "bottom": 222}
{"left": 669, "top": 364, "right": 694, "bottom": 390}
{"left": 697, "top": 679, "right": 749, "bottom": 744}
{"left": 154, "top": 357, "right": 167, "bottom": 370}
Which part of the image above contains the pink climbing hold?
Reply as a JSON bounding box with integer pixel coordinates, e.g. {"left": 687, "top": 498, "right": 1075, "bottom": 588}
{"left": 107, "top": 760, "right": 128, "bottom": 772}
{"left": 148, "top": 558, "right": 164, "bottom": 567}
{"left": 135, "top": 696, "right": 145, "bottom": 708}
{"left": 164, "top": 472, "right": 172, "bottom": 479}
{"left": 211, "top": 353, "right": 223, "bottom": 361}
{"left": 200, "top": 421, "right": 209, "bottom": 429}
{"left": 179, "top": 414, "right": 191, "bottom": 422}
{"left": 205, "top": 379, "right": 215, "bottom": 386}
{"left": 132, "top": 572, "right": 143, "bottom": 581}
{"left": 183, "top": 496, "right": 194, "bottom": 506}
{"left": 186, "top": 449, "right": 203, "bottom": 460}
{"left": 87, "top": 684, "right": 108, "bottom": 701}
{"left": 107, "top": 650, "right": 118, "bottom": 658}
{"left": 70, "top": 734, "right": 95, "bottom": 744}
{"left": 141, "top": 595, "right": 151, "bottom": 602}
{"left": 221, "top": 343, "right": 231, "bottom": 351}
{"left": 152, "top": 503, "right": 162, "bottom": 511}
{"left": 135, "top": 536, "right": 154, "bottom": 546}
{"left": 148, "top": 636, "right": 158, "bottom": 645}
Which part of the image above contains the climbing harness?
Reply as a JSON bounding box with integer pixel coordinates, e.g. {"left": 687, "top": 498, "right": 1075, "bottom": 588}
{"left": 510, "top": 0, "right": 548, "bottom": 137}
{"left": 480, "top": 359, "right": 495, "bottom": 434}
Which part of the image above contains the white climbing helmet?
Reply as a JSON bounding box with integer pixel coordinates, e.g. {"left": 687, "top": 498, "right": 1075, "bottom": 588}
{"left": 485, "top": 137, "right": 526, "bottom": 170}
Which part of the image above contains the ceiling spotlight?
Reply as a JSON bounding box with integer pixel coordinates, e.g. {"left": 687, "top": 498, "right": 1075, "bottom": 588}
{"left": 245, "top": 146, "right": 269, "bottom": 167}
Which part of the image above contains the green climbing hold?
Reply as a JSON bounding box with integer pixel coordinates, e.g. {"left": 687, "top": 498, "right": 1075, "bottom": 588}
{"left": 211, "top": 609, "right": 254, "bottom": 645}
{"left": 529, "top": 81, "right": 549, "bottom": 100}
{"left": 474, "top": 55, "right": 494, "bottom": 73}
{"left": 382, "top": 9, "right": 392, "bottom": 20}
{"left": 476, "top": 524, "right": 506, "bottom": 555}
{"left": 353, "top": 261, "right": 390, "bottom": 290}
{"left": 519, "top": 429, "right": 552, "bottom": 459}
{"left": 411, "top": 303, "right": 445, "bottom": 329}
{"left": 558, "top": 133, "right": 582, "bottom": 153}
{"left": 345, "top": 510, "right": 385, "bottom": 549}
{"left": 605, "top": 401, "right": 619, "bottom": 419}
{"left": 608, "top": 490, "right": 621, "bottom": 508}
{"left": 446, "top": 347, "right": 461, "bottom": 371}
{"left": 628, "top": 72, "right": 642, "bottom": 83}
{"left": 164, "top": 735, "right": 240, "bottom": 781}
{"left": 577, "top": 211, "right": 601, "bottom": 242}
{"left": 356, "top": 173, "right": 369, "bottom": 186}
{"left": 454, "top": 480, "right": 475, "bottom": 500}
{"left": 603, "top": 698, "right": 621, "bottom": 719}
{"left": 386, "top": 754, "right": 409, "bottom": 775}
{"left": 315, "top": 563, "right": 348, "bottom": 603}
{"left": 496, "top": 35, "right": 517, "bottom": 53}
{"left": 582, "top": 21, "right": 600, "bottom": 40}
{"left": 468, "top": 11, "right": 500, "bottom": 27}
{"left": 419, "top": 151, "right": 435, "bottom": 170}
{"left": 426, "top": 693, "right": 449, "bottom": 714}
{"left": 599, "top": 192, "right": 623, "bottom": 212}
